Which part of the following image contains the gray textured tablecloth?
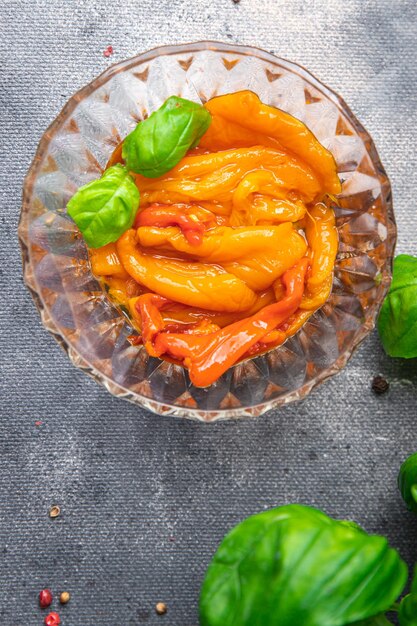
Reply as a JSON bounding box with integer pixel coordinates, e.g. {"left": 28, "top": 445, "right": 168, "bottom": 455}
{"left": 1, "top": 1, "right": 416, "bottom": 624}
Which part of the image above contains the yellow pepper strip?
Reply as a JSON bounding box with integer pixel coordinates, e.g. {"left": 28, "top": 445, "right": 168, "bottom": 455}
{"left": 136, "top": 223, "right": 297, "bottom": 263}
{"left": 116, "top": 229, "right": 258, "bottom": 312}
{"left": 89, "top": 242, "right": 129, "bottom": 278}
{"left": 304, "top": 203, "right": 338, "bottom": 289}
{"left": 201, "top": 91, "right": 342, "bottom": 195}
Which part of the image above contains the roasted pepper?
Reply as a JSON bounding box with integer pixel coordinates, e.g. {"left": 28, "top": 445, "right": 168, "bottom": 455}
{"left": 200, "top": 90, "right": 341, "bottom": 195}
{"left": 145, "top": 258, "right": 309, "bottom": 387}
{"left": 116, "top": 229, "right": 258, "bottom": 312}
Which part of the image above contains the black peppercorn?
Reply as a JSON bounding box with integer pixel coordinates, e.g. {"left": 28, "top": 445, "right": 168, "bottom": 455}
{"left": 371, "top": 375, "right": 389, "bottom": 395}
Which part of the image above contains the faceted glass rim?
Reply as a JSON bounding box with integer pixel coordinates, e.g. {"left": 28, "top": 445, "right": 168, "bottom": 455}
{"left": 18, "top": 41, "right": 396, "bottom": 421}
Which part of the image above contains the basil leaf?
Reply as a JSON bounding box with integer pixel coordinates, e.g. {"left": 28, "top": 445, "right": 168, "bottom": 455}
{"left": 399, "top": 594, "right": 417, "bottom": 626}
{"left": 199, "top": 505, "right": 407, "bottom": 626}
{"left": 399, "top": 566, "right": 417, "bottom": 625}
{"left": 122, "top": 96, "right": 211, "bottom": 177}
{"left": 411, "top": 565, "right": 417, "bottom": 596}
{"left": 399, "top": 452, "right": 417, "bottom": 513}
{"left": 351, "top": 616, "right": 394, "bottom": 626}
{"left": 377, "top": 254, "right": 417, "bottom": 358}
{"left": 66, "top": 164, "right": 139, "bottom": 248}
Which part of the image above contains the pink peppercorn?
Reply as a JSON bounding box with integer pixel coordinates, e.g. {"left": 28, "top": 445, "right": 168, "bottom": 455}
{"left": 44, "top": 612, "right": 61, "bottom": 626}
{"left": 103, "top": 45, "right": 113, "bottom": 58}
{"left": 39, "top": 589, "right": 53, "bottom": 609}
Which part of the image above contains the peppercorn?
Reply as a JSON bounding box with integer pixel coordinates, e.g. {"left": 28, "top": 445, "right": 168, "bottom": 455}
{"left": 44, "top": 612, "right": 61, "bottom": 626}
{"left": 372, "top": 375, "right": 389, "bottom": 395}
{"left": 49, "top": 505, "right": 61, "bottom": 519}
{"left": 59, "top": 591, "right": 71, "bottom": 604}
{"left": 39, "top": 589, "right": 53, "bottom": 608}
{"left": 155, "top": 602, "right": 167, "bottom": 615}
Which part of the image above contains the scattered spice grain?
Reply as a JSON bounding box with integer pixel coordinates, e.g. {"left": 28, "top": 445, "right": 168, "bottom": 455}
{"left": 44, "top": 612, "right": 60, "bottom": 626}
{"left": 155, "top": 602, "right": 167, "bottom": 615}
{"left": 59, "top": 591, "right": 71, "bottom": 604}
{"left": 372, "top": 375, "right": 389, "bottom": 395}
{"left": 39, "top": 589, "right": 53, "bottom": 609}
{"left": 49, "top": 505, "right": 61, "bottom": 519}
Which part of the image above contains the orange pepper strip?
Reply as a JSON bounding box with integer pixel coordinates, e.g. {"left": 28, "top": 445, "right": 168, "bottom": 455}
{"left": 300, "top": 275, "right": 333, "bottom": 310}
{"left": 90, "top": 242, "right": 129, "bottom": 278}
{"left": 222, "top": 232, "right": 307, "bottom": 290}
{"left": 106, "top": 142, "right": 124, "bottom": 167}
{"left": 304, "top": 202, "right": 338, "bottom": 289}
{"left": 117, "top": 230, "right": 258, "bottom": 312}
{"left": 134, "top": 147, "right": 286, "bottom": 187}
{"left": 232, "top": 168, "right": 320, "bottom": 221}
{"left": 152, "top": 258, "right": 309, "bottom": 387}
{"left": 135, "top": 204, "right": 206, "bottom": 246}
{"left": 280, "top": 309, "right": 314, "bottom": 337}
{"left": 138, "top": 164, "right": 244, "bottom": 203}
{"left": 201, "top": 91, "right": 341, "bottom": 195}
{"left": 250, "top": 195, "right": 306, "bottom": 224}
{"left": 136, "top": 222, "right": 299, "bottom": 263}
{"left": 245, "top": 329, "right": 288, "bottom": 357}
{"left": 136, "top": 222, "right": 307, "bottom": 291}
{"left": 138, "top": 154, "right": 320, "bottom": 209}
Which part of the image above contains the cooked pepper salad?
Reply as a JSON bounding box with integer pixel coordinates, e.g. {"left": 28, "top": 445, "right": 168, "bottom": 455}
{"left": 67, "top": 91, "right": 341, "bottom": 387}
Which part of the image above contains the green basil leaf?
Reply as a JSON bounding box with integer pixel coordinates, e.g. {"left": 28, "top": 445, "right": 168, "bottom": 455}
{"left": 411, "top": 565, "right": 417, "bottom": 596}
{"left": 199, "top": 505, "right": 407, "bottom": 626}
{"left": 399, "top": 593, "right": 417, "bottom": 625}
{"left": 122, "top": 96, "right": 211, "bottom": 177}
{"left": 399, "top": 453, "right": 417, "bottom": 513}
{"left": 400, "top": 566, "right": 417, "bottom": 625}
{"left": 66, "top": 164, "right": 139, "bottom": 248}
{"left": 351, "top": 616, "right": 394, "bottom": 625}
{"left": 377, "top": 254, "right": 417, "bottom": 358}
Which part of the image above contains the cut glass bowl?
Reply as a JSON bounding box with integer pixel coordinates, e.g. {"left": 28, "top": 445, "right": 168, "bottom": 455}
{"left": 19, "top": 42, "right": 396, "bottom": 421}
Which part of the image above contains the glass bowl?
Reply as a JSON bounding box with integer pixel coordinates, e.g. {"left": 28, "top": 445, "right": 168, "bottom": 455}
{"left": 19, "top": 42, "right": 396, "bottom": 421}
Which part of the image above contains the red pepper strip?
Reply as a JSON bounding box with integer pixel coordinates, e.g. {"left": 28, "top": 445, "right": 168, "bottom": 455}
{"left": 135, "top": 293, "right": 172, "bottom": 355}
{"left": 135, "top": 205, "right": 205, "bottom": 245}
{"left": 127, "top": 334, "right": 143, "bottom": 346}
{"left": 153, "top": 258, "right": 309, "bottom": 387}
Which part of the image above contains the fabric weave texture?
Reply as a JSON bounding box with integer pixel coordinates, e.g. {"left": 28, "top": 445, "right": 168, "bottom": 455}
{"left": 0, "top": 1, "right": 416, "bottom": 624}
